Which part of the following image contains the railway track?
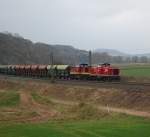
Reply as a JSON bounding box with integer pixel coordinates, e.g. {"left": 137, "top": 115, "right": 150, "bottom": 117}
{"left": 0, "top": 74, "right": 150, "bottom": 88}
{"left": 58, "top": 80, "right": 150, "bottom": 88}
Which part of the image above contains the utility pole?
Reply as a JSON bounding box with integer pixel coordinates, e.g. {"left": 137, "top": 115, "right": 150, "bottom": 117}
{"left": 89, "top": 50, "right": 92, "bottom": 67}
{"left": 50, "top": 51, "right": 55, "bottom": 83}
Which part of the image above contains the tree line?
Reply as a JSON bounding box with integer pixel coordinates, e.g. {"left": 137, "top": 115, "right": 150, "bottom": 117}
{"left": 92, "top": 52, "right": 150, "bottom": 64}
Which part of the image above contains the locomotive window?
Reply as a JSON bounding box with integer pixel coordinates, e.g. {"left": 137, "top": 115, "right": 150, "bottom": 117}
{"left": 101, "top": 63, "right": 110, "bottom": 67}
{"left": 80, "top": 64, "right": 88, "bottom": 67}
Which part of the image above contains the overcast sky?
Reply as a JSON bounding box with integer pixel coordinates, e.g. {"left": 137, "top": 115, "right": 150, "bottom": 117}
{"left": 0, "top": 0, "right": 150, "bottom": 54}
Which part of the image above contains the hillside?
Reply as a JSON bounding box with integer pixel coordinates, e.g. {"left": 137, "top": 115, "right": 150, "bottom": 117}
{"left": 0, "top": 33, "right": 88, "bottom": 65}
{"left": 136, "top": 53, "right": 150, "bottom": 57}
{"left": 94, "top": 48, "right": 129, "bottom": 56}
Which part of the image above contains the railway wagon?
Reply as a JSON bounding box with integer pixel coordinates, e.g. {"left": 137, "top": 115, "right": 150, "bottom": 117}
{"left": 24, "top": 65, "right": 31, "bottom": 76}
{"left": 38, "top": 65, "right": 47, "bottom": 77}
{"left": 20, "top": 65, "right": 26, "bottom": 76}
{"left": 15, "top": 65, "right": 21, "bottom": 76}
{"left": 30, "top": 65, "right": 38, "bottom": 77}
{"left": 7, "top": 65, "right": 16, "bottom": 75}
{"left": 56, "top": 65, "right": 70, "bottom": 79}
{"left": 0, "top": 65, "right": 8, "bottom": 74}
{"left": 47, "top": 65, "right": 70, "bottom": 78}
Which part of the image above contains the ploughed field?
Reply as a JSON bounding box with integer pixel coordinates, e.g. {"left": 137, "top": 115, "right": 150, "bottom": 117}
{"left": 0, "top": 78, "right": 150, "bottom": 137}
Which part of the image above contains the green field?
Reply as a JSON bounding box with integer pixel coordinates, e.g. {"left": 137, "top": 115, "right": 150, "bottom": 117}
{"left": 0, "top": 116, "right": 150, "bottom": 137}
{"left": 120, "top": 65, "right": 150, "bottom": 77}
{"left": 0, "top": 91, "right": 19, "bottom": 107}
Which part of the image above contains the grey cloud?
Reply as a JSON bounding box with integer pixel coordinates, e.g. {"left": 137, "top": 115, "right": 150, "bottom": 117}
{"left": 0, "top": 0, "right": 150, "bottom": 54}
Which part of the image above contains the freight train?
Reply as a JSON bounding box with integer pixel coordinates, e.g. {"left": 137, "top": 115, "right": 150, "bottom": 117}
{"left": 0, "top": 63, "right": 120, "bottom": 81}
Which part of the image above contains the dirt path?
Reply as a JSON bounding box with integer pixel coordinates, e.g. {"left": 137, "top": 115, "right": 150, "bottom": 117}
{"left": 19, "top": 91, "right": 57, "bottom": 122}
{"left": 50, "top": 98, "right": 150, "bottom": 118}
{"left": 97, "top": 106, "right": 150, "bottom": 117}
{"left": 19, "top": 91, "right": 33, "bottom": 107}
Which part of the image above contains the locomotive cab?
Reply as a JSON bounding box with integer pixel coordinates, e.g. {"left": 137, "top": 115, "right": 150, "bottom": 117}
{"left": 79, "top": 64, "right": 88, "bottom": 67}
{"left": 70, "top": 64, "right": 90, "bottom": 79}
{"left": 79, "top": 64, "right": 89, "bottom": 73}
{"left": 70, "top": 64, "right": 89, "bottom": 74}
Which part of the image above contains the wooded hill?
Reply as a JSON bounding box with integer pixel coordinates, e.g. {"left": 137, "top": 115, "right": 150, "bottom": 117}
{"left": 0, "top": 33, "right": 88, "bottom": 65}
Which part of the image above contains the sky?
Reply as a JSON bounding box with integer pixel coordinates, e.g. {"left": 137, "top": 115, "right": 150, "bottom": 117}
{"left": 0, "top": 0, "right": 150, "bottom": 54}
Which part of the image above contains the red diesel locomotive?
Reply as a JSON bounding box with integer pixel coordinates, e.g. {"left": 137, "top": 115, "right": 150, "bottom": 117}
{"left": 70, "top": 63, "right": 120, "bottom": 81}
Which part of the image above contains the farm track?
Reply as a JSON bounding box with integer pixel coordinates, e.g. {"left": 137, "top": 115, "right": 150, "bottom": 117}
{"left": 50, "top": 98, "right": 150, "bottom": 118}
{"left": 0, "top": 74, "right": 150, "bottom": 88}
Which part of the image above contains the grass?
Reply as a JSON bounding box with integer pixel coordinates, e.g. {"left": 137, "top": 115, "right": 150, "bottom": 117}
{"left": 0, "top": 116, "right": 150, "bottom": 137}
{"left": 69, "top": 102, "right": 109, "bottom": 120}
{"left": 0, "top": 91, "right": 19, "bottom": 107}
{"left": 120, "top": 65, "right": 150, "bottom": 77}
{"left": 31, "top": 92, "right": 52, "bottom": 105}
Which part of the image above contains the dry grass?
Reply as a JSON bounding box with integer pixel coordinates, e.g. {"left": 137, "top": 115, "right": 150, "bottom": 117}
{"left": 68, "top": 102, "right": 109, "bottom": 120}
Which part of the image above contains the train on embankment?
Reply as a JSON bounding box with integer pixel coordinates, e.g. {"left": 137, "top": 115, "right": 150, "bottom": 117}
{"left": 0, "top": 63, "right": 120, "bottom": 81}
